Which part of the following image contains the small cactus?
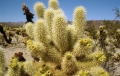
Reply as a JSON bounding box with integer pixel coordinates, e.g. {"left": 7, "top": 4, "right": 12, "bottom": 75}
{"left": 0, "top": 47, "right": 5, "bottom": 76}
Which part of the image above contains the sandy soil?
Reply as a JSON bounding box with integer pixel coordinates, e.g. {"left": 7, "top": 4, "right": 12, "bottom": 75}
{"left": 0, "top": 36, "right": 33, "bottom": 67}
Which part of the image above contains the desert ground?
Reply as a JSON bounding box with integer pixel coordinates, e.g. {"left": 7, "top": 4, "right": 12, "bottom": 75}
{"left": 0, "top": 35, "right": 33, "bottom": 67}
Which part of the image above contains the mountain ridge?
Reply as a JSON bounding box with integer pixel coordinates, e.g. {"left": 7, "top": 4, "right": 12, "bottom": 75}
{"left": 0, "top": 20, "right": 120, "bottom": 28}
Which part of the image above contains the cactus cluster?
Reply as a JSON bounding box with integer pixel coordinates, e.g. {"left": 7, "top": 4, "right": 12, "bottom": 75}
{"left": 7, "top": 58, "right": 23, "bottom": 76}
{"left": 6, "top": 0, "right": 109, "bottom": 76}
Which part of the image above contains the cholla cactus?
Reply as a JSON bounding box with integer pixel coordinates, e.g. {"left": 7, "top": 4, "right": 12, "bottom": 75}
{"left": 23, "top": 61, "right": 39, "bottom": 76}
{"left": 7, "top": 0, "right": 109, "bottom": 76}
{"left": 33, "top": 19, "right": 50, "bottom": 44}
{"left": 27, "top": 40, "right": 47, "bottom": 60}
{"left": 34, "top": 2, "right": 45, "bottom": 18}
{"left": 115, "top": 29, "right": 120, "bottom": 47}
{"left": 61, "top": 52, "right": 78, "bottom": 75}
{"left": 98, "top": 25, "right": 107, "bottom": 48}
{"left": 73, "top": 6, "right": 86, "bottom": 38}
{"left": 77, "top": 70, "right": 90, "bottom": 76}
{"left": 52, "top": 13, "right": 69, "bottom": 54}
{"left": 7, "top": 58, "right": 23, "bottom": 76}
{"left": 67, "top": 24, "right": 77, "bottom": 48}
{"left": 90, "top": 66, "right": 109, "bottom": 76}
{"left": 73, "top": 37, "right": 94, "bottom": 60}
{"left": 55, "top": 8, "right": 64, "bottom": 15}
{"left": 0, "top": 47, "right": 5, "bottom": 76}
{"left": 92, "top": 51, "right": 106, "bottom": 65}
{"left": 48, "top": 0, "right": 59, "bottom": 10}
{"left": 44, "top": 8, "right": 55, "bottom": 37}
{"left": 24, "top": 22, "right": 34, "bottom": 39}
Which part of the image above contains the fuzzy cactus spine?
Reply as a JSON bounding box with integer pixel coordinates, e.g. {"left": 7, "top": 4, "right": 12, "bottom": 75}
{"left": 44, "top": 8, "right": 55, "bottom": 37}
{"left": 27, "top": 40, "right": 47, "bottom": 61}
{"left": 52, "top": 13, "right": 69, "bottom": 54}
{"left": 73, "top": 6, "right": 86, "bottom": 38}
{"left": 23, "top": 61, "right": 39, "bottom": 76}
{"left": 49, "top": 0, "right": 59, "bottom": 10}
{"left": 55, "top": 8, "right": 64, "bottom": 15}
{"left": 90, "top": 66, "right": 109, "bottom": 76}
{"left": 61, "top": 52, "right": 78, "bottom": 75}
{"left": 67, "top": 25, "right": 77, "bottom": 49}
{"left": 25, "top": 22, "right": 34, "bottom": 39}
{"left": 45, "top": 46, "right": 62, "bottom": 65}
{"left": 78, "top": 70, "right": 90, "bottom": 76}
{"left": 34, "top": 2, "right": 45, "bottom": 18}
{"left": 33, "top": 19, "right": 49, "bottom": 44}
{"left": 92, "top": 51, "right": 106, "bottom": 65}
{"left": 72, "top": 37, "right": 94, "bottom": 61}
{"left": 7, "top": 58, "right": 23, "bottom": 76}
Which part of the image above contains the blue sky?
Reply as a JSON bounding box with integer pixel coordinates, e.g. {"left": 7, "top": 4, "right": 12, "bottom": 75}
{"left": 0, "top": 0, "right": 120, "bottom": 22}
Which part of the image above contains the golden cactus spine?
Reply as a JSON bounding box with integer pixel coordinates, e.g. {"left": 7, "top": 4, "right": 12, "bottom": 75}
{"left": 67, "top": 24, "right": 77, "bottom": 49}
{"left": 72, "top": 38, "right": 93, "bottom": 60}
{"left": 7, "top": 58, "right": 23, "bottom": 76}
{"left": 48, "top": 0, "right": 59, "bottom": 10}
{"left": 73, "top": 6, "right": 86, "bottom": 38}
{"left": 92, "top": 51, "right": 106, "bottom": 65}
{"left": 34, "top": 2, "right": 45, "bottom": 18}
{"left": 27, "top": 40, "right": 47, "bottom": 61}
{"left": 52, "top": 14, "right": 69, "bottom": 54}
{"left": 45, "top": 46, "right": 62, "bottom": 65}
{"left": 25, "top": 22, "right": 34, "bottom": 39}
{"left": 44, "top": 8, "right": 55, "bottom": 37}
{"left": 55, "top": 8, "right": 64, "bottom": 15}
{"left": 33, "top": 19, "right": 48, "bottom": 44}
{"left": 23, "top": 61, "right": 38, "bottom": 76}
{"left": 0, "top": 47, "right": 5, "bottom": 76}
{"left": 27, "top": 38, "right": 61, "bottom": 65}
{"left": 61, "top": 52, "right": 78, "bottom": 75}
{"left": 77, "top": 70, "right": 90, "bottom": 76}
{"left": 90, "top": 66, "right": 109, "bottom": 76}
{"left": 73, "top": 42, "right": 85, "bottom": 59}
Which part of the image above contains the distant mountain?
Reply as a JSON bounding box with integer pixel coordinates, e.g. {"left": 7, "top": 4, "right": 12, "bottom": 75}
{"left": 0, "top": 20, "right": 120, "bottom": 28}
{"left": 86, "top": 20, "right": 104, "bottom": 28}
{"left": 0, "top": 22, "right": 25, "bottom": 26}
{"left": 68, "top": 20, "right": 120, "bottom": 28}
